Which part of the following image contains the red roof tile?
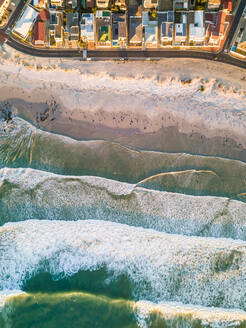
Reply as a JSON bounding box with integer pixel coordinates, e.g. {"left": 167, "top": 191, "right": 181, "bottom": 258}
{"left": 208, "top": 10, "right": 227, "bottom": 38}
{"left": 33, "top": 21, "right": 45, "bottom": 43}
{"left": 37, "top": 9, "right": 50, "bottom": 21}
{"left": 221, "top": 0, "right": 233, "bottom": 10}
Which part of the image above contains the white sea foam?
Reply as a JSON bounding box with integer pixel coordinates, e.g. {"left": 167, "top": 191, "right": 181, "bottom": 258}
{"left": 1, "top": 167, "right": 246, "bottom": 239}
{"left": 0, "top": 290, "right": 25, "bottom": 311}
{"left": 0, "top": 167, "right": 134, "bottom": 195}
{"left": 135, "top": 301, "right": 246, "bottom": 328}
{"left": 1, "top": 219, "right": 246, "bottom": 310}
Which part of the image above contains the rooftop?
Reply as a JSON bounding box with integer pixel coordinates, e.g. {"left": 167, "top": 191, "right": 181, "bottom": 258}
{"left": 81, "top": 13, "right": 94, "bottom": 41}
{"left": 174, "top": 0, "right": 188, "bottom": 10}
{"left": 98, "top": 24, "right": 110, "bottom": 42}
{"left": 33, "top": 20, "right": 45, "bottom": 43}
{"left": 37, "top": 9, "right": 50, "bottom": 21}
{"left": 66, "top": 12, "right": 79, "bottom": 31}
{"left": 144, "top": 0, "right": 158, "bottom": 9}
{"left": 145, "top": 25, "right": 157, "bottom": 43}
{"left": 96, "top": 10, "right": 111, "bottom": 19}
{"left": 189, "top": 11, "right": 205, "bottom": 39}
{"left": 158, "top": 11, "right": 174, "bottom": 23}
{"left": 175, "top": 23, "right": 186, "bottom": 36}
{"left": 129, "top": 16, "right": 142, "bottom": 43}
{"left": 142, "top": 11, "right": 157, "bottom": 27}
{"left": 161, "top": 21, "right": 173, "bottom": 38}
{"left": 112, "top": 13, "right": 127, "bottom": 40}
{"left": 14, "top": 5, "right": 39, "bottom": 39}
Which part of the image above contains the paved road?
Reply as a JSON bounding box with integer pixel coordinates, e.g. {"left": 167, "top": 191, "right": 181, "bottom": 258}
{"left": 223, "top": 0, "right": 246, "bottom": 51}
{"left": 6, "top": 37, "right": 214, "bottom": 59}
{"left": 6, "top": 36, "right": 246, "bottom": 68}
{"left": 2, "top": 0, "right": 246, "bottom": 69}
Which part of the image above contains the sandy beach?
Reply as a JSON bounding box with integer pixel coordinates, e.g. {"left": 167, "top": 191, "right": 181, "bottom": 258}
{"left": 1, "top": 44, "right": 246, "bottom": 160}
{"left": 2, "top": 44, "right": 246, "bottom": 328}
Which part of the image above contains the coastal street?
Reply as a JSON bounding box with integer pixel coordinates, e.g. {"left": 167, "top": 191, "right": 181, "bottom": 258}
{"left": 222, "top": 0, "right": 246, "bottom": 51}
{"left": 1, "top": 0, "right": 246, "bottom": 69}
{"left": 6, "top": 35, "right": 246, "bottom": 68}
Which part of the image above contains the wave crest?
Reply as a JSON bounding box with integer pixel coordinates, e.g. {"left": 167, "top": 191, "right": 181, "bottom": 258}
{"left": 1, "top": 220, "right": 246, "bottom": 310}
{"left": 1, "top": 168, "right": 246, "bottom": 240}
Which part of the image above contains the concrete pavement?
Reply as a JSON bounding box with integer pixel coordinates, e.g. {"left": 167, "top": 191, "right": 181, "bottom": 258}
{"left": 1, "top": 0, "right": 246, "bottom": 69}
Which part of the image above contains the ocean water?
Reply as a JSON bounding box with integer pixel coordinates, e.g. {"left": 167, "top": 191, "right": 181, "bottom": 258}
{"left": 1, "top": 116, "right": 246, "bottom": 328}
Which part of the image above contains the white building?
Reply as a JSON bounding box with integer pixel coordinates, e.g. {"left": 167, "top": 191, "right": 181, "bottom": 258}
{"left": 142, "top": 11, "right": 158, "bottom": 47}
{"left": 13, "top": 5, "right": 38, "bottom": 39}
{"left": 189, "top": 10, "right": 205, "bottom": 43}
{"left": 80, "top": 13, "right": 94, "bottom": 42}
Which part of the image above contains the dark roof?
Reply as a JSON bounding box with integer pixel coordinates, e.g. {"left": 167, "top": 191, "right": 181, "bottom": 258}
{"left": 113, "top": 13, "right": 126, "bottom": 39}
{"left": 50, "top": 12, "right": 58, "bottom": 24}
{"left": 161, "top": 22, "right": 173, "bottom": 37}
{"left": 112, "top": 12, "right": 126, "bottom": 23}
{"left": 113, "top": 22, "right": 118, "bottom": 39}
{"left": 208, "top": 10, "right": 227, "bottom": 37}
{"left": 129, "top": 16, "right": 142, "bottom": 42}
{"left": 205, "top": 13, "right": 216, "bottom": 23}
{"left": 158, "top": 11, "right": 173, "bottom": 23}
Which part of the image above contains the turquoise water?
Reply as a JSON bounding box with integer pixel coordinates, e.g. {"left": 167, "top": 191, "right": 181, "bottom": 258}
{"left": 1, "top": 292, "right": 138, "bottom": 328}
{"left": 1, "top": 116, "right": 246, "bottom": 328}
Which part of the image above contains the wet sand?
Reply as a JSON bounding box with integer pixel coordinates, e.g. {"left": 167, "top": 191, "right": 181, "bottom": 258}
{"left": 1, "top": 44, "right": 246, "bottom": 161}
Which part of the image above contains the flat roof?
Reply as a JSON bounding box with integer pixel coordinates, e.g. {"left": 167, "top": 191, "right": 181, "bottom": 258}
{"left": 14, "top": 5, "right": 38, "bottom": 39}
{"left": 80, "top": 14, "right": 94, "bottom": 40}
{"left": 161, "top": 22, "right": 173, "bottom": 37}
{"left": 81, "top": 14, "right": 94, "bottom": 40}
{"left": 190, "top": 11, "right": 205, "bottom": 38}
{"left": 145, "top": 25, "right": 157, "bottom": 43}
{"left": 129, "top": 16, "right": 142, "bottom": 42}
{"left": 158, "top": 11, "right": 174, "bottom": 23}
{"left": 190, "top": 24, "right": 205, "bottom": 38}
{"left": 33, "top": 20, "right": 45, "bottom": 42}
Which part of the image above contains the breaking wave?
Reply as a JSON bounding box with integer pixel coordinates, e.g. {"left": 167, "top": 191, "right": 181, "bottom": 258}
{"left": 0, "top": 89, "right": 246, "bottom": 327}
{"left": 1, "top": 291, "right": 246, "bottom": 328}
{"left": 1, "top": 219, "right": 246, "bottom": 311}
{"left": 0, "top": 117, "right": 246, "bottom": 200}
{"left": 1, "top": 167, "right": 246, "bottom": 240}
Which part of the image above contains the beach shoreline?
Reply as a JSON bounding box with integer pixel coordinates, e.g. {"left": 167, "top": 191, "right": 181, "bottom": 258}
{"left": 1, "top": 44, "right": 246, "bottom": 160}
